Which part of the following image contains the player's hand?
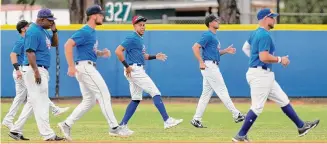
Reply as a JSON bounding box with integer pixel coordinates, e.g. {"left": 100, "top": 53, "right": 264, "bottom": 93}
{"left": 102, "top": 48, "right": 111, "bottom": 58}
{"left": 199, "top": 62, "right": 207, "bottom": 70}
{"left": 51, "top": 21, "right": 57, "bottom": 32}
{"left": 125, "top": 66, "right": 133, "bottom": 77}
{"left": 16, "top": 70, "right": 22, "bottom": 79}
{"left": 67, "top": 66, "right": 78, "bottom": 77}
{"left": 156, "top": 52, "right": 167, "bottom": 61}
{"left": 225, "top": 44, "right": 236, "bottom": 54}
{"left": 281, "top": 55, "right": 290, "bottom": 67}
{"left": 34, "top": 70, "right": 41, "bottom": 84}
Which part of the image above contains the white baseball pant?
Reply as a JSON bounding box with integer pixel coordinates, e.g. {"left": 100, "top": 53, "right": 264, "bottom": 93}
{"left": 193, "top": 60, "right": 241, "bottom": 120}
{"left": 64, "top": 61, "right": 119, "bottom": 128}
{"left": 246, "top": 67, "right": 290, "bottom": 115}
{"left": 3, "top": 69, "right": 60, "bottom": 127}
{"left": 124, "top": 64, "right": 161, "bottom": 100}
{"left": 11, "top": 66, "right": 56, "bottom": 140}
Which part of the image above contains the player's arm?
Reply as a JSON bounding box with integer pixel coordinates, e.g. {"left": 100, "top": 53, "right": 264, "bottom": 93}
{"left": 144, "top": 53, "right": 167, "bottom": 61}
{"left": 24, "top": 34, "right": 39, "bottom": 73}
{"left": 258, "top": 35, "right": 281, "bottom": 63}
{"left": 242, "top": 41, "right": 251, "bottom": 57}
{"left": 192, "top": 43, "right": 204, "bottom": 64}
{"left": 64, "top": 39, "right": 76, "bottom": 68}
{"left": 51, "top": 22, "right": 58, "bottom": 47}
{"left": 10, "top": 42, "right": 23, "bottom": 71}
{"left": 115, "top": 45, "right": 129, "bottom": 68}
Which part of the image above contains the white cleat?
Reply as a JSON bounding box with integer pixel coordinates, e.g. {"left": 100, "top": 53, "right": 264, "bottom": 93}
{"left": 2, "top": 122, "right": 13, "bottom": 130}
{"left": 109, "top": 126, "right": 132, "bottom": 137}
{"left": 120, "top": 125, "right": 134, "bottom": 135}
{"left": 164, "top": 117, "right": 183, "bottom": 129}
{"left": 53, "top": 107, "right": 70, "bottom": 116}
{"left": 57, "top": 122, "right": 72, "bottom": 141}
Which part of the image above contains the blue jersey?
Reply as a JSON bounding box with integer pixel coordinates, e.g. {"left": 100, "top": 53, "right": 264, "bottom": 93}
{"left": 12, "top": 36, "right": 25, "bottom": 65}
{"left": 71, "top": 25, "right": 98, "bottom": 63}
{"left": 197, "top": 30, "right": 221, "bottom": 62}
{"left": 248, "top": 27, "right": 275, "bottom": 70}
{"left": 121, "top": 32, "right": 145, "bottom": 65}
{"left": 23, "top": 23, "right": 52, "bottom": 67}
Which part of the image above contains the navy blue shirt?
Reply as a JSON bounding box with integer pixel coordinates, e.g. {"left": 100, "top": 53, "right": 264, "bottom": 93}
{"left": 12, "top": 36, "right": 24, "bottom": 65}
{"left": 197, "top": 30, "right": 221, "bottom": 62}
{"left": 121, "top": 32, "right": 145, "bottom": 65}
{"left": 248, "top": 27, "right": 275, "bottom": 70}
{"left": 71, "top": 25, "right": 98, "bottom": 63}
{"left": 23, "top": 23, "right": 52, "bottom": 67}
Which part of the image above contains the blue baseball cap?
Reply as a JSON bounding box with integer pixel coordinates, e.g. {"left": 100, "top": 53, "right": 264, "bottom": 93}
{"left": 257, "top": 8, "right": 278, "bottom": 20}
{"left": 86, "top": 5, "right": 105, "bottom": 16}
{"left": 37, "top": 8, "right": 56, "bottom": 20}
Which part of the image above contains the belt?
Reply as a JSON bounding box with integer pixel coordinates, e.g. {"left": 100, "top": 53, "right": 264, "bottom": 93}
{"left": 129, "top": 63, "right": 143, "bottom": 66}
{"left": 250, "top": 66, "right": 271, "bottom": 71}
{"left": 204, "top": 60, "right": 219, "bottom": 65}
{"left": 75, "top": 61, "right": 96, "bottom": 67}
{"left": 23, "top": 64, "right": 49, "bottom": 70}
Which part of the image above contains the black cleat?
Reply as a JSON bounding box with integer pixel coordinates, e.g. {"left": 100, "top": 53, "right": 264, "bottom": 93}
{"left": 298, "top": 119, "right": 320, "bottom": 137}
{"left": 45, "top": 135, "right": 66, "bottom": 141}
{"left": 234, "top": 113, "right": 245, "bottom": 123}
{"left": 232, "top": 134, "right": 250, "bottom": 142}
{"left": 190, "top": 119, "right": 207, "bottom": 128}
{"left": 8, "top": 132, "right": 30, "bottom": 141}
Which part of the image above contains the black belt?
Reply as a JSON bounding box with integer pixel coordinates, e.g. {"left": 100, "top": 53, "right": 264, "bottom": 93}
{"left": 23, "top": 64, "right": 48, "bottom": 70}
{"left": 75, "top": 61, "right": 96, "bottom": 67}
{"left": 205, "top": 60, "right": 219, "bottom": 65}
{"left": 250, "top": 66, "right": 270, "bottom": 71}
{"left": 129, "top": 63, "right": 143, "bottom": 66}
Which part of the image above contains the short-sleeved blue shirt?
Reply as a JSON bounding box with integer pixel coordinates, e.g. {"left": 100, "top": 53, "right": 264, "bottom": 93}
{"left": 121, "top": 32, "right": 145, "bottom": 65}
{"left": 197, "top": 30, "right": 221, "bottom": 62}
{"left": 12, "top": 36, "right": 24, "bottom": 65}
{"left": 71, "top": 25, "right": 98, "bottom": 63}
{"left": 23, "top": 23, "right": 52, "bottom": 67}
{"left": 248, "top": 27, "right": 275, "bottom": 70}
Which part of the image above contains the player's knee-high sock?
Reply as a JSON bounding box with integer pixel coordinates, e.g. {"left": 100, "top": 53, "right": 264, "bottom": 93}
{"left": 120, "top": 100, "right": 140, "bottom": 125}
{"left": 153, "top": 95, "right": 169, "bottom": 121}
{"left": 281, "top": 103, "right": 304, "bottom": 128}
{"left": 238, "top": 109, "right": 257, "bottom": 136}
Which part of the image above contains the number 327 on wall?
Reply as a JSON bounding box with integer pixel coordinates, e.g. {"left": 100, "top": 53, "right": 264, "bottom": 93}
{"left": 105, "top": 2, "right": 132, "bottom": 22}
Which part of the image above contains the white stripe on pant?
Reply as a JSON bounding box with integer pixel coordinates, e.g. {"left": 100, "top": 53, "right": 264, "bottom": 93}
{"left": 193, "top": 61, "right": 240, "bottom": 120}
{"left": 64, "top": 61, "right": 119, "bottom": 128}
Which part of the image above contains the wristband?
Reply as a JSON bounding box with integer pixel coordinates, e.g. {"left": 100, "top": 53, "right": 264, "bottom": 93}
{"left": 149, "top": 55, "right": 156, "bottom": 60}
{"left": 277, "top": 56, "right": 282, "bottom": 63}
{"left": 13, "top": 63, "right": 20, "bottom": 70}
{"left": 122, "top": 60, "right": 129, "bottom": 68}
{"left": 52, "top": 29, "right": 58, "bottom": 33}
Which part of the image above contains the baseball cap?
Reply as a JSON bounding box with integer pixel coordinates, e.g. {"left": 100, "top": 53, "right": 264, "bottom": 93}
{"left": 86, "top": 5, "right": 105, "bottom": 16}
{"left": 132, "top": 15, "right": 147, "bottom": 25}
{"left": 205, "top": 14, "right": 219, "bottom": 27}
{"left": 37, "top": 8, "right": 56, "bottom": 20}
{"left": 257, "top": 8, "right": 279, "bottom": 20}
{"left": 16, "top": 20, "right": 29, "bottom": 33}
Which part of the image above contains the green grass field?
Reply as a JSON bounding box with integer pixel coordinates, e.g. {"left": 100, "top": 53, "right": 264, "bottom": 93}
{"left": 1, "top": 100, "right": 326, "bottom": 143}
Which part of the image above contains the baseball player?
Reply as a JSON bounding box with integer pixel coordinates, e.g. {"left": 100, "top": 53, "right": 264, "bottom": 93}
{"left": 232, "top": 8, "right": 319, "bottom": 142}
{"left": 190, "top": 15, "right": 245, "bottom": 128}
{"left": 58, "top": 5, "right": 129, "bottom": 141}
{"left": 8, "top": 9, "right": 65, "bottom": 141}
{"left": 2, "top": 20, "right": 70, "bottom": 131}
{"left": 115, "top": 15, "right": 183, "bottom": 134}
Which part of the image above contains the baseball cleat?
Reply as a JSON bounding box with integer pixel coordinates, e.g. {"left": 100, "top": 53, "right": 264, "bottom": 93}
{"left": 164, "top": 117, "right": 183, "bottom": 129}
{"left": 45, "top": 135, "right": 65, "bottom": 141}
{"left": 8, "top": 132, "right": 29, "bottom": 141}
{"left": 57, "top": 122, "right": 72, "bottom": 141}
{"left": 2, "top": 121, "right": 13, "bottom": 130}
{"left": 232, "top": 134, "right": 250, "bottom": 142}
{"left": 234, "top": 113, "right": 245, "bottom": 123}
{"left": 298, "top": 119, "right": 320, "bottom": 137}
{"left": 109, "top": 126, "right": 132, "bottom": 137}
{"left": 190, "top": 119, "right": 207, "bottom": 128}
{"left": 53, "top": 107, "right": 70, "bottom": 116}
{"left": 120, "top": 125, "right": 134, "bottom": 135}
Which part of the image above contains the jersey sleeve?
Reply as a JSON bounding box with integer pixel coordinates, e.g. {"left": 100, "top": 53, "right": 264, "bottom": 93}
{"left": 12, "top": 40, "right": 24, "bottom": 55}
{"left": 121, "top": 37, "right": 134, "bottom": 50}
{"left": 24, "top": 33, "right": 39, "bottom": 52}
{"left": 197, "top": 33, "right": 210, "bottom": 48}
{"left": 258, "top": 34, "right": 272, "bottom": 52}
{"left": 71, "top": 30, "right": 86, "bottom": 46}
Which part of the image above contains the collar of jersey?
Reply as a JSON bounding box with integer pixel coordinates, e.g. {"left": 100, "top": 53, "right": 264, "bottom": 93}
{"left": 134, "top": 31, "right": 143, "bottom": 39}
